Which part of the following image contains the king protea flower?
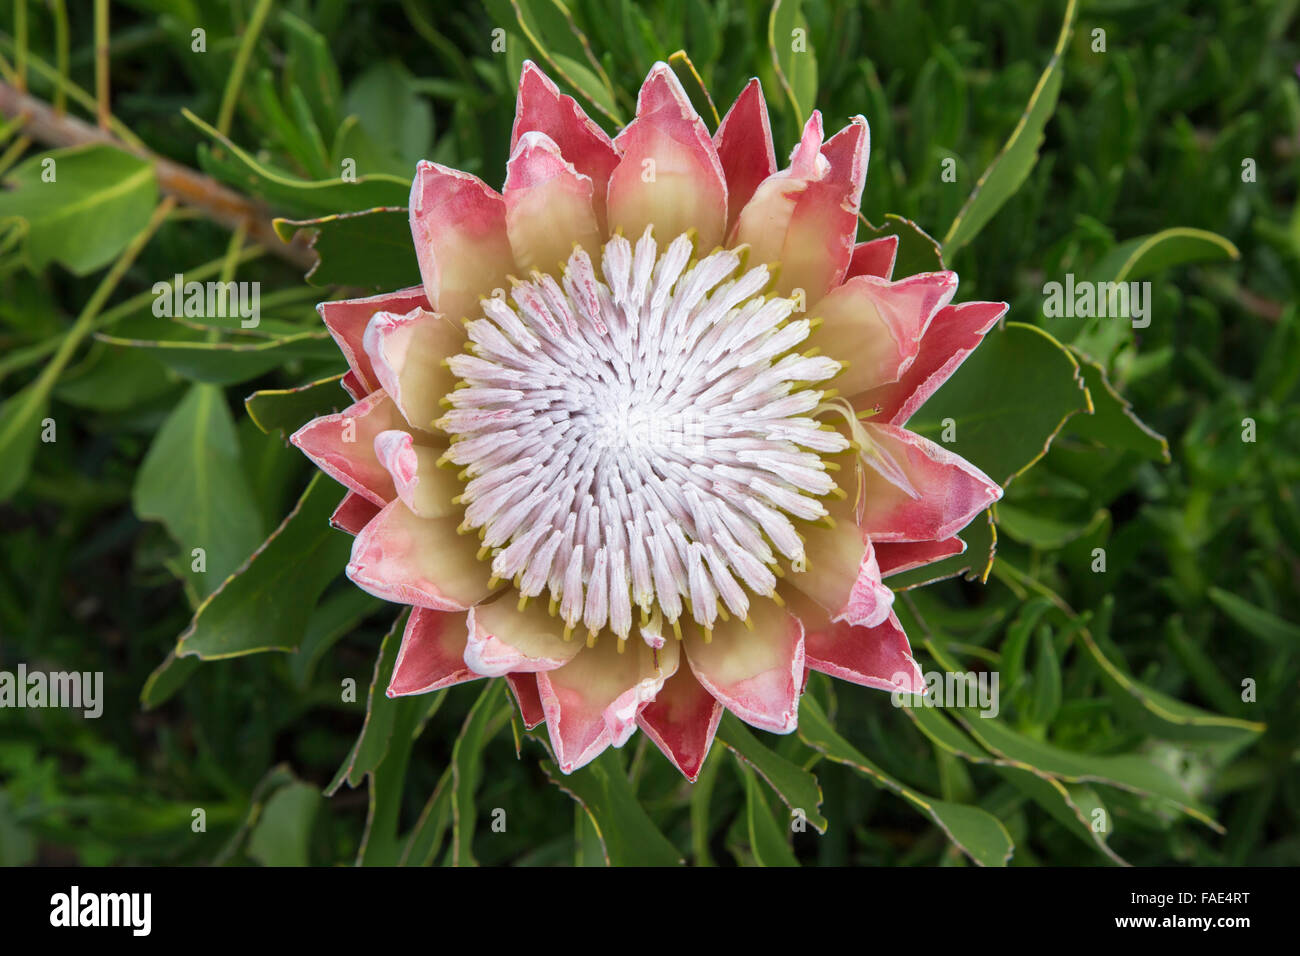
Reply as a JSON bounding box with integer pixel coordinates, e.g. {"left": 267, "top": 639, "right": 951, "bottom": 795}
{"left": 290, "top": 61, "right": 1005, "bottom": 778}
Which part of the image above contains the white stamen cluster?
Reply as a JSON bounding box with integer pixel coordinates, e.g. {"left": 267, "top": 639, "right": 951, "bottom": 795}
{"left": 440, "top": 229, "right": 849, "bottom": 644}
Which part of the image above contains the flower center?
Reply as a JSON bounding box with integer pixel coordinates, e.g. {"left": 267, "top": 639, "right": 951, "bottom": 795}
{"left": 439, "top": 229, "right": 848, "bottom": 645}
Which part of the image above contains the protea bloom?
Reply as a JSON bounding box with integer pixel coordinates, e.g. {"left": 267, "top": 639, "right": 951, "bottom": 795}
{"left": 290, "top": 61, "right": 1005, "bottom": 778}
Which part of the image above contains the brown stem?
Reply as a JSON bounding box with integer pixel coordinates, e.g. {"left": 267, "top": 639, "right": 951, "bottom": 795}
{"left": 0, "top": 81, "right": 314, "bottom": 270}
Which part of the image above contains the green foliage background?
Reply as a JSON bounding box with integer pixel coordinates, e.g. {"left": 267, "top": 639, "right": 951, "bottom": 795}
{"left": 0, "top": 0, "right": 1297, "bottom": 866}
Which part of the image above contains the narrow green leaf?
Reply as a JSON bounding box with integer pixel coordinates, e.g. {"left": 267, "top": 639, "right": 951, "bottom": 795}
{"left": 768, "top": 0, "right": 818, "bottom": 124}
{"left": 281, "top": 11, "right": 342, "bottom": 134}
{"left": 543, "top": 749, "right": 684, "bottom": 866}
{"left": 1092, "top": 227, "right": 1241, "bottom": 285}
{"left": 290, "top": 587, "right": 383, "bottom": 689}
{"left": 501, "top": 0, "right": 623, "bottom": 124}
{"left": 942, "top": 0, "right": 1077, "bottom": 256}
{"left": 951, "top": 710, "right": 1220, "bottom": 829}
{"left": 139, "top": 649, "right": 201, "bottom": 710}
{"left": 740, "top": 762, "right": 799, "bottom": 866}
{"left": 798, "top": 697, "right": 1013, "bottom": 866}
{"left": 1079, "top": 607, "right": 1265, "bottom": 743}
{"left": 1208, "top": 587, "right": 1300, "bottom": 649}
{"left": 1001, "top": 596, "right": 1054, "bottom": 694}
{"left": 358, "top": 682, "right": 434, "bottom": 866}
{"left": 1073, "top": 227, "right": 1240, "bottom": 360}
{"left": 327, "top": 611, "right": 436, "bottom": 792}
{"left": 0, "top": 383, "right": 49, "bottom": 503}
{"left": 716, "top": 711, "right": 827, "bottom": 833}
{"left": 184, "top": 109, "right": 409, "bottom": 215}
{"left": 329, "top": 610, "right": 445, "bottom": 866}
{"left": 400, "top": 766, "right": 454, "bottom": 866}
{"left": 247, "top": 781, "right": 321, "bottom": 866}
{"left": 996, "top": 766, "right": 1127, "bottom": 866}
{"left": 451, "top": 680, "right": 509, "bottom": 866}
{"left": 98, "top": 329, "right": 339, "bottom": 386}
{"left": 688, "top": 746, "right": 723, "bottom": 866}
{"left": 1027, "top": 625, "right": 1062, "bottom": 727}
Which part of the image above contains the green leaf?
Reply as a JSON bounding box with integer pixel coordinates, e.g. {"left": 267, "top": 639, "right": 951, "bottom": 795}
{"left": 175, "top": 473, "right": 350, "bottom": 658}
{"left": 997, "top": 766, "right": 1126, "bottom": 866}
{"left": 543, "top": 749, "right": 684, "bottom": 866}
{"left": 502, "top": 0, "right": 623, "bottom": 125}
{"left": 273, "top": 208, "right": 420, "bottom": 289}
{"left": 907, "top": 322, "right": 1092, "bottom": 487}
{"left": 900, "top": 706, "right": 1127, "bottom": 865}
{"left": 0, "top": 144, "right": 158, "bottom": 274}
{"left": 290, "top": 586, "right": 383, "bottom": 689}
{"left": 739, "top": 762, "right": 799, "bottom": 866}
{"left": 1079, "top": 598, "right": 1264, "bottom": 743}
{"left": 1209, "top": 588, "right": 1300, "bottom": 649}
{"left": 245, "top": 374, "right": 349, "bottom": 439}
{"left": 247, "top": 780, "right": 321, "bottom": 866}
{"left": 321, "top": 609, "right": 446, "bottom": 866}
{"left": 1027, "top": 626, "right": 1062, "bottom": 727}
{"left": 184, "top": 109, "right": 409, "bottom": 216}
{"left": 1065, "top": 353, "right": 1169, "bottom": 461}
{"left": 340, "top": 61, "right": 434, "bottom": 176}
{"left": 941, "top": 0, "right": 1077, "bottom": 256}
{"left": 139, "top": 650, "right": 201, "bottom": 710}
{"left": 0, "top": 382, "right": 50, "bottom": 503}
{"left": 450, "top": 681, "right": 511, "bottom": 866}
{"left": 953, "top": 711, "right": 1220, "bottom": 829}
{"left": 54, "top": 345, "right": 176, "bottom": 411}
{"left": 716, "top": 711, "right": 827, "bottom": 832}
{"left": 921, "top": 634, "right": 1225, "bottom": 829}
{"left": 798, "top": 697, "right": 1013, "bottom": 866}
{"left": 98, "top": 329, "right": 339, "bottom": 386}
{"left": 214, "top": 764, "right": 295, "bottom": 866}
{"left": 688, "top": 747, "right": 723, "bottom": 866}
{"left": 329, "top": 611, "right": 416, "bottom": 792}
{"left": 358, "top": 687, "right": 438, "bottom": 866}
{"left": 1091, "top": 227, "right": 1241, "bottom": 284}
{"left": 995, "top": 503, "right": 1105, "bottom": 550}
{"left": 1073, "top": 227, "right": 1240, "bottom": 360}
{"left": 768, "top": 0, "right": 818, "bottom": 124}
{"left": 281, "top": 11, "right": 342, "bottom": 135}
{"left": 400, "top": 766, "right": 454, "bottom": 866}
{"left": 133, "top": 383, "right": 265, "bottom": 597}
{"left": 1001, "top": 597, "right": 1054, "bottom": 694}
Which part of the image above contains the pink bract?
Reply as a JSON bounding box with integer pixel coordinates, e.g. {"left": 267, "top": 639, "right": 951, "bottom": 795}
{"left": 291, "top": 61, "right": 1005, "bottom": 779}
